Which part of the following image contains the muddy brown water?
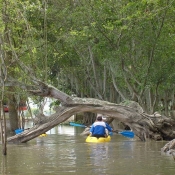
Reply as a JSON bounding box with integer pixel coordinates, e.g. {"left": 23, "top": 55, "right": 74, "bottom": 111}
{"left": 0, "top": 124, "right": 175, "bottom": 175}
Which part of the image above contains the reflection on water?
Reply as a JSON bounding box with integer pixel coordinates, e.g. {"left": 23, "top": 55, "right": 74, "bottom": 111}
{"left": 57, "top": 125, "right": 76, "bottom": 135}
{"left": 88, "top": 143, "right": 110, "bottom": 174}
{"left": 1, "top": 125, "right": 175, "bottom": 175}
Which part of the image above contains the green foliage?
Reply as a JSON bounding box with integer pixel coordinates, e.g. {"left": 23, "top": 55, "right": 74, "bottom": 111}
{"left": 32, "top": 108, "right": 40, "bottom": 116}
{"left": 49, "top": 100, "right": 60, "bottom": 108}
{"left": 2, "top": 0, "right": 175, "bottom": 114}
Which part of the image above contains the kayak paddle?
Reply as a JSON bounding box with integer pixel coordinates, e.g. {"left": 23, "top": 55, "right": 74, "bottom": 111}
{"left": 69, "top": 122, "right": 87, "bottom": 128}
{"left": 114, "top": 130, "right": 135, "bottom": 138}
{"left": 69, "top": 122, "right": 134, "bottom": 138}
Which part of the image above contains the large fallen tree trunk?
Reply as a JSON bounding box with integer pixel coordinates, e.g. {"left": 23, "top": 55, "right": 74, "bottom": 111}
{"left": 6, "top": 81, "right": 175, "bottom": 143}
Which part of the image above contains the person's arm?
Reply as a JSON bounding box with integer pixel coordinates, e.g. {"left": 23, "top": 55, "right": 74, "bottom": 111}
{"left": 105, "top": 123, "right": 113, "bottom": 132}
{"left": 89, "top": 125, "right": 94, "bottom": 136}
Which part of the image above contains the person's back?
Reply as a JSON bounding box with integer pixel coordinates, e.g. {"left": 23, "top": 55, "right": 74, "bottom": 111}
{"left": 90, "top": 116, "right": 106, "bottom": 138}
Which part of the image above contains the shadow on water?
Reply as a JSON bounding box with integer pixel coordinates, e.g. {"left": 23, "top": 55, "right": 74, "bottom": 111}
{"left": 1, "top": 124, "right": 175, "bottom": 175}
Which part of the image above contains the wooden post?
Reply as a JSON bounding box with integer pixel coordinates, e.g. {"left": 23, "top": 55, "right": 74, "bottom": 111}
{"left": 0, "top": 103, "right": 7, "bottom": 155}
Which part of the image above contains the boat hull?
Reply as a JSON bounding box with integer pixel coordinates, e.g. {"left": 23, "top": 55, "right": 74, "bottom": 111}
{"left": 39, "top": 133, "right": 47, "bottom": 137}
{"left": 86, "top": 135, "right": 111, "bottom": 143}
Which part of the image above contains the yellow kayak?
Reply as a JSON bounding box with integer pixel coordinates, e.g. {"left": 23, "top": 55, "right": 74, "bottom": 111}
{"left": 86, "top": 135, "right": 111, "bottom": 143}
{"left": 39, "top": 133, "right": 47, "bottom": 137}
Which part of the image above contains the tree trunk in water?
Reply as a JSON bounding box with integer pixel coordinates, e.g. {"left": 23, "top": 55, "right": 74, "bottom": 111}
{"left": 82, "top": 112, "right": 96, "bottom": 125}
{"left": 6, "top": 81, "right": 175, "bottom": 144}
{"left": 8, "top": 95, "right": 18, "bottom": 133}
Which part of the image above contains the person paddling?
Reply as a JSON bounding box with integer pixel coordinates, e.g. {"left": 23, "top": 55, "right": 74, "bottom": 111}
{"left": 89, "top": 115, "right": 110, "bottom": 138}
{"left": 102, "top": 116, "right": 113, "bottom": 136}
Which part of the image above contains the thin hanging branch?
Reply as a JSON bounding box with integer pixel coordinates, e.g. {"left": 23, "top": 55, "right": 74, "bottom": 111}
{"left": 44, "top": 0, "right": 48, "bottom": 81}
{"left": 88, "top": 45, "right": 103, "bottom": 99}
{"left": 139, "top": 7, "right": 168, "bottom": 100}
{"left": 109, "top": 62, "right": 126, "bottom": 101}
{"left": 0, "top": 35, "right": 7, "bottom": 155}
{"left": 102, "top": 64, "right": 106, "bottom": 96}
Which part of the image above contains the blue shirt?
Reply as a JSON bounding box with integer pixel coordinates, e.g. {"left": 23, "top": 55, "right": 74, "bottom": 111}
{"left": 90, "top": 121, "right": 112, "bottom": 135}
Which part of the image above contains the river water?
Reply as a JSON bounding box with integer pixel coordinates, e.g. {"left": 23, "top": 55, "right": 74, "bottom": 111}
{"left": 0, "top": 124, "right": 175, "bottom": 175}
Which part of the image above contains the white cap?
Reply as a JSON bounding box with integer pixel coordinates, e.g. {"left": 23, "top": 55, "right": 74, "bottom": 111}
{"left": 102, "top": 116, "right": 107, "bottom": 120}
{"left": 97, "top": 114, "right": 102, "bottom": 117}
{"left": 97, "top": 114, "right": 107, "bottom": 120}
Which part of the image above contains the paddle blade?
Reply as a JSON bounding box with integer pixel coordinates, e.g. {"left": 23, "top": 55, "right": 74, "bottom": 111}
{"left": 119, "top": 131, "right": 135, "bottom": 138}
{"left": 69, "top": 122, "right": 86, "bottom": 128}
{"left": 109, "top": 132, "right": 113, "bottom": 136}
